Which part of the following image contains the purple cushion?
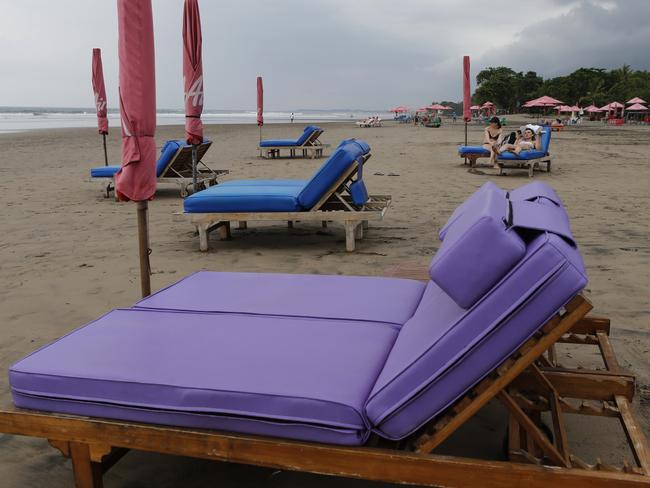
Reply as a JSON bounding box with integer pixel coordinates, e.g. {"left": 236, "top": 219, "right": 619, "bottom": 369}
{"left": 429, "top": 190, "right": 526, "bottom": 309}
{"left": 366, "top": 232, "right": 587, "bottom": 439}
{"left": 10, "top": 308, "right": 398, "bottom": 445}
{"left": 438, "top": 182, "right": 506, "bottom": 240}
{"left": 136, "top": 271, "right": 426, "bottom": 327}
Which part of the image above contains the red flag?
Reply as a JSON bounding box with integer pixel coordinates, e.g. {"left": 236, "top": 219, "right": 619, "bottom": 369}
{"left": 183, "top": 0, "right": 204, "bottom": 145}
{"left": 91, "top": 48, "right": 109, "bottom": 135}
{"left": 114, "top": 0, "right": 157, "bottom": 202}
{"left": 463, "top": 56, "right": 471, "bottom": 123}
{"left": 257, "top": 76, "right": 264, "bottom": 126}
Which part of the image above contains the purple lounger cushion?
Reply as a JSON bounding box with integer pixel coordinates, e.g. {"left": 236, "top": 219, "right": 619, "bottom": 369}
{"left": 10, "top": 309, "right": 398, "bottom": 445}
{"left": 135, "top": 271, "right": 426, "bottom": 327}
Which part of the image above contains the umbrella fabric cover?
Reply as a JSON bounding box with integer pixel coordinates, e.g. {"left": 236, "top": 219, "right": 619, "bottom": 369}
{"left": 92, "top": 48, "right": 109, "bottom": 135}
{"left": 183, "top": 0, "right": 204, "bottom": 145}
{"left": 463, "top": 56, "right": 471, "bottom": 122}
{"left": 257, "top": 76, "right": 264, "bottom": 126}
{"left": 114, "top": 0, "right": 157, "bottom": 202}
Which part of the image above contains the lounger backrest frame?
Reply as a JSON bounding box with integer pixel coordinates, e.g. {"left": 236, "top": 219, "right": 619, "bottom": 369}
{"left": 160, "top": 141, "right": 213, "bottom": 179}
{"left": 303, "top": 128, "right": 324, "bottom": 147}
{"left": 308, "top": 152, "right": 371, "bottom": 211}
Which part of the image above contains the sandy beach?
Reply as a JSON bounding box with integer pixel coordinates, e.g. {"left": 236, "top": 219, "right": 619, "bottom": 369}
{"left": 0, "top": 119, "right": 649, "bottom": 486}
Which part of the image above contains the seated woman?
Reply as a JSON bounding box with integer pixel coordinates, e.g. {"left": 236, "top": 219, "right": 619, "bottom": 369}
{"left": 482, "top": 116, "right": 503, "bottom": 167}
{"left": 499, "top": 127, "right": 541, "bottom": 155}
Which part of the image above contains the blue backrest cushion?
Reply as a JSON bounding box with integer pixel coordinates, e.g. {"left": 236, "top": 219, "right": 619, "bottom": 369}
{"left": 296, "top": 126, "right": 322, "bottom": 145}
{"left": 156, "top": 140, "right": 182, "bottom": 176}
{"left": 539, "top": 127, "right": 552, "bottom": 153}
{"left": 297, "top": 143, "right": 363, "bottom": 209}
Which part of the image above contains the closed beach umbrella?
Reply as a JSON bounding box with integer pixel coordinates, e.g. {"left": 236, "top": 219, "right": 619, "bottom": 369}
{"left": 183, "top": 0, "right": 204, "bottom": 192}
{"left": 92, "top": 48, "right": 109, "bottom": 166}
{"left": 114, "top": 0, "right": 157, "bottom": 297}
{"left": 257, "top": 76, "right": 264, "bottom": 142}
{"left": 463, "top": 56, "right": 471, "bottom": 123}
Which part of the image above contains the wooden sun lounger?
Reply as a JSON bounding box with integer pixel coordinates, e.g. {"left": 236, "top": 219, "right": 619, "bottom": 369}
{"left": 95, "top": 141, "right": 229, "bottom": 198}
{"left": 461, "top": 151, "right": 552, "bottom": 178}
{"left": 258, "top": 129, "right": 330, "bottom": 159}
{"left": 178, "top": 154, "right": 392, "bottom": 252}
{"left": 1, "top": 294, "right": 648, "bottom": 488}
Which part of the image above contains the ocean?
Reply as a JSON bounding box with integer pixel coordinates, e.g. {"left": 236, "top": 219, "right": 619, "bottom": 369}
{"left": 0, "top": 107, "right": 391, "bottom": 133}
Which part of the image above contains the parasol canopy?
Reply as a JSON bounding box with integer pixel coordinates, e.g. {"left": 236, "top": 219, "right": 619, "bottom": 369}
{"left": 390, "top": 106, "right": 410, "bottom": 113}
{"left": 183, "top": 0, "right": 204, "bottom": 145}
{"left": 523, "top": 95, "right": 563, "bottom": 108}
{"left": 257, "top": 76, "right": 264, "bottom": 126}
{"left": 114, "top": 0, "right": 157, "bottom": 203}
{"left": 462, "top": 56, "right": 471, "bottom": 122}
{"left": 626, "top": 97, "right": 646, "bottom": 105}
{"left": 626, "top": 103, "right": 648, "bottom": 111}
{"left": 91, "top": 48, "right": 109, "bottom": 135}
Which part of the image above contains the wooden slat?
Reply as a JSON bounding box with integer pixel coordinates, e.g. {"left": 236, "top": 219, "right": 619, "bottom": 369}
{"left": 0, "top": 408, "right": 648, "bottom": 488}
{"left": 571, "top": 317, "right": 611, "bottom": 335}
{"left": 616, "top": 396, "right": 650, "bottom": 475}
{"left": 598, "top": 332, "right": 622, "bottom": 373}
{"left": 414, "top": 295, "right": 592, "bottom": 454}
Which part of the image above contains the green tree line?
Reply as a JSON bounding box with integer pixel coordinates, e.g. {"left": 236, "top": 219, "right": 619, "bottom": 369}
{"left": 471, "top": 65, "right": 649, "bottom": 111}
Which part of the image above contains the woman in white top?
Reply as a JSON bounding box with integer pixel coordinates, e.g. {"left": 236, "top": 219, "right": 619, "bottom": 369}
{"left": 500, "top": 127, "right": 541, "bottom": 155}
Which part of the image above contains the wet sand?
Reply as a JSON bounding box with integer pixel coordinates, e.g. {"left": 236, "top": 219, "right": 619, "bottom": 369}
{"left": 0, "top": 119, "right": 648, "bottom": 486}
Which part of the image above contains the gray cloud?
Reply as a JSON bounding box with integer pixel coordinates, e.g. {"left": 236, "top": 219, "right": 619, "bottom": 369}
{"left": 0, "top": 0, "right": 648, "bottom": 110}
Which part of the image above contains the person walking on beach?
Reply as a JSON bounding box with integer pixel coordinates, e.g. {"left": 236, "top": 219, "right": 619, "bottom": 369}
{"left": 290, "top": 112, "right": 294, "bottom": 123}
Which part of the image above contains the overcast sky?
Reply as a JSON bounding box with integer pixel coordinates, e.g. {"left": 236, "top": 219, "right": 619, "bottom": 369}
{"left": 1, "top": 0, "right": 648, "bottom": 110}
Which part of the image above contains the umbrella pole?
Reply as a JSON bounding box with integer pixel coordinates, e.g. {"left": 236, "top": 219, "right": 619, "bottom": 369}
{"left": 136, "top": 201, "right": 151, "bottom": 298}
{"left": 102, "top": 133, "right": 109, "bottom": 166}
{"left": 464, "top": 121, "right": 468, "bottom": 164}
{"left": 259, "top": 125, "right": 262, "bottom": 144}
{"left": 191, "top": 144, "right": 198, "bottom": 194}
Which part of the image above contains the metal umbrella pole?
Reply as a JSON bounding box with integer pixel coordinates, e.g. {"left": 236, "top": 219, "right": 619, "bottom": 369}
{"left": 192, "top": 143, "right": 198, "bottom": 194}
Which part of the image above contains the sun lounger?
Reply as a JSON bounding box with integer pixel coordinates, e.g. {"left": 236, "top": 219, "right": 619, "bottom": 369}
{"left": 90, "top": 140, "right": 228, "bottom": 198}
{"left": 180, "top": 138, "right": 391, "bottom": 252}
{"left": 3, "top": 181, "right": 648, "bottom": 487}
{"left": 258, "top": 125, "right": 329, "bottom": 159}
{"left": 458, "top": 127, "right": 553, "bottom": 177}
{"left": 356, "top": 117, "right": 382, "bottom": 128}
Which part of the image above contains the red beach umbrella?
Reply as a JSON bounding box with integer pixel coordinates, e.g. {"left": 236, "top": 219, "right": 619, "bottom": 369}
{"left": 462, "top": 56, "right": 471, "bottom": 123}
{"left": 257, "top": 76, "right": 264, "bottom": 142}
{"left": 183, "top": 0, "right": 204, "bottom": 192}
{"left": 92, "top": 48, "right": 109, "bottom": 166}
{"left": 114, "top": 0, "right": 157, "bottom": 297}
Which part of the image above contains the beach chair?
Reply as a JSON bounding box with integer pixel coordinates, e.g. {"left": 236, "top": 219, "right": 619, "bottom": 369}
{"left": 258, "top": 125, "right": 329, "bottom": 159}
{"left": 90, "top": 139, "right": 228, "bottom": 198}
{"left": 458, "top": 127, "right": 553, "bottom": 177}
{"left": 3, "top": 182, "right": 649, "bottom": 488}
{"left": 180, "top": 139, "right": 391, "bottom": 252}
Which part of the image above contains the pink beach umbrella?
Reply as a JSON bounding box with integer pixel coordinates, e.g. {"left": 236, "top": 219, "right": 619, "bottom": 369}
{"left": 626, "top": 103, "right": 648, "bottom": 111}
{"left": 183, "top": 0, "right": 204, "bottom": 192}
{"left": 626, "top": 97, "right": 647, "bottom": 105}
{"left": 92, "top": 48, "right": 109, "bottom": 166}
{"left": 114, "top": 0, "right": 157, "bottom": 297}
{"left": 257, "top": 76, "right": 264, "bottom": 142}
{"left": 462, "top": 56, "right": 471, "bottom": 123}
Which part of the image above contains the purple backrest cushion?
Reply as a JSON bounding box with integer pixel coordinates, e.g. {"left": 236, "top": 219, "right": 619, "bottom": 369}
{"left": 429, "top": 189, "right": 526, "bottom": 309}
{"left": 438, "top": 182, "right": 506, "bottom": 240}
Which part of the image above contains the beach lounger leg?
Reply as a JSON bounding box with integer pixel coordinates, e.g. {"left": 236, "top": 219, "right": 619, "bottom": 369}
{"left": 322, "top": 221, "right": 327, "bottom": 228}
{"left": 218, "top": 221, "right": 232, "bottom": 240}
{"left": 345, "top": 221, "right": 356, "bottom": 252}
{"left": 528, "top": 164, "right": 534, "bottom": 178}
{"left": 238, "top": 221, "right": 247, "bottom": 230}
{"left": 362, "top": 220, "right": 369, "bottom": 230}
{"left": 355, "top": 223, "right": 364, "bottom": 239}
{"left": 198, "top": 223, "right": 210, "bottom": 251}
{"left": 70, "top": 442, "right": 104, "bottom": 488}
{"left": 288, "top": 221, "right": 294, "bottom": 229}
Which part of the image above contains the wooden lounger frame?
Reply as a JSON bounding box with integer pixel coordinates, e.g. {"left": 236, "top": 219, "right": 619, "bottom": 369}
{"left": 460, "top": 151, "right": 553, "bottom": 178}
{"left": 93, "top": 141, "right": 229, "bottom": 198}
{"left": 178, "top": 153, "right": 392, "bottom": 252}
{"left": 258, "top": 129, "right": 330, "bottom": 159}
{"left": 1, "top": 293, "right": 648, "bottom": 487}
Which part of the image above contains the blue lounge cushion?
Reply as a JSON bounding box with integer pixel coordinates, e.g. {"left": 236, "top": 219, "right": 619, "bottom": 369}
{"left": 184, "top": 183, "right": 303, "bottom": 213}
{"left": 259, "top": 126, "right": 321, "bottom": 147}
{"left": 90, "top": 165, "right": 120, "bottom": 178}
{"left": 90, "top": 139, "right": 211, "bottom": 178}
{"left": 297, "top": 142, "right": 366, "bottom": 209}
{"left": 219, "top": 179, "right": 306, "bottom": 187}
{"left": 350, "top": 180, "right": 369, "bottom": 206}
{"left": 458, "top": 146, "right": 489, "bottom": 156}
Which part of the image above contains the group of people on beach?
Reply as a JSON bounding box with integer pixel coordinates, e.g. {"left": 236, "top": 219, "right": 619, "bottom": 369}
{"left": 483, "top": 116, "right": 541, "bottom": 168}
